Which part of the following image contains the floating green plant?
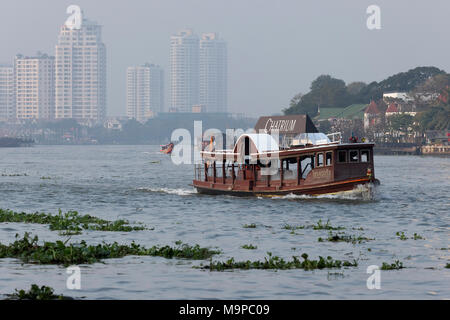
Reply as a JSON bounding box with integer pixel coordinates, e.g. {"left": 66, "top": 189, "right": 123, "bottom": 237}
{"left": 381, "top": 260, "right": 404, "bottom": 270}
{"left": 282, "top": 220, "right": 347, "bottom": 232}
{"left": 241, "top": 244, "right": 258, "bottom": 250}
{"left": 0, "top": 209, "right": 146, "bottom": 233}
{"left": 1, "top": 173, "right": 28, "bottom": 177}
{"left": 396, "top": 232, "right": 408, "bottom": 240}
{"left": 445, "top": 263, "right": 450, "bottom": 269}
{"left": 243, "top": 223, "right": 257, "bottom": 229}
{"left": 396, "top": 232, "right": 425, "bottom": 241}
{"left": 318, "top": 232, "right": 373, "bottom": 244}
{"left": 313, "top": 219, "right": 345, "bottom": 231}
{"left": 413, "top": 233, "right": 424, "bottom": 240}
{"left": 4, "top": 284, "right": 72, "bottom": 300}
{"left": 0, "top": 233, "right": 221, "bottom": 266}
{"left": 327, "top": 271, "right": 345, "bottom": 280}
{"left": 199, "top": 253, "right": 358, "bottom": 271}
{"left": 282, "top": 224, "right": 305, "bottom": 231}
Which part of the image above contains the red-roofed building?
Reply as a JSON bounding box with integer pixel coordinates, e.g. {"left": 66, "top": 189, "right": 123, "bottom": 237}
{"left": 364, "top": 101, "right": 382, "bottom": 130}
{"left": 385, "top": 103, "right": 399, "bottom": 117}
{"left": 365, "top": 100, "right": 381, "bottom": 115}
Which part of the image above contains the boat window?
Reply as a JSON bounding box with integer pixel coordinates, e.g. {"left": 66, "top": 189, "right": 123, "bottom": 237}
{"left": 300, "top": 155, "right": 313, "bottom": 178}
{"left": 338, "top": 150, "right": 347, "bottom": 163}
{"left": 326, "top": 152, "right": 332, "bottom": 166}
{"left": 317, "top": 153, "right": 324, "bottom": 167}
{"left": 361, "top": 150, "right": 370, "bottom": 163}
{"left": 349, "top": 150, "right": 359, "bottom": 162}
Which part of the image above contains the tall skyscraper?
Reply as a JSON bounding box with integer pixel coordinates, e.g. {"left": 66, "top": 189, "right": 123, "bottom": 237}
{"left": 14, "top": 54, "right": 55, "bottom": 120}
{"left": 126, "top": 63, "right": 164, "bottom": 122}
{"left": 170, "top": 29, "right": 199, "bottom": 112}
{"left": 200, "top": 33, "right": 227, "bottom": 113}
{"left": 55, "top": 17, "right": 106, "bottom": 122}
{"left": 0, "top": 64, "right": 15, "bottom": 121}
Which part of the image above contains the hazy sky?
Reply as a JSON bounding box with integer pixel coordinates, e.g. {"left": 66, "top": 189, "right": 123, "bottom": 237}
{"left": 1, "top": 0, "right": 449, "bottom": 117}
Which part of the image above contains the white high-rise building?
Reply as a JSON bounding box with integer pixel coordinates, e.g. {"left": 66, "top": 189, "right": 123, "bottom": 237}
{"left": 0, "top": 64, "right": 15, "bottom": 121}
{"left": 14, "top": 54, "right": 55, "bottom": 120}
{"left": 126, "top": 63, "right": 164, "bottom": 122}
{"left": 55, "top": 17, "right": 106, "bottom": 122}
{"left": 200, "top": 33, "right": 227, "bottom": 113}
{"left": 170, "top": 29, "right": 199, "bottom": 112}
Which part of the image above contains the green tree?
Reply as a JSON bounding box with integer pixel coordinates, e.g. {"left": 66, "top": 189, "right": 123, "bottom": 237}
{"left": 284, "top": 75, "right": 352, "bottom": 117}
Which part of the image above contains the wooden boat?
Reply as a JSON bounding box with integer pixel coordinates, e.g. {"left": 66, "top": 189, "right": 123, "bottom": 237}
{"left": 160, "top": 143, "right": 174, "bottom": 155}
{"left": 193, "top": 115, "right": 379, "bottom": 197}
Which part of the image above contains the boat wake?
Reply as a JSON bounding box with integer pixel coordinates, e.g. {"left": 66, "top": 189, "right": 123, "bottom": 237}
{"left": 267, "top": 184, "right": 377, "bottom": 201}
{"left": 136, "top": 187, "right": 197, "bottom": 196}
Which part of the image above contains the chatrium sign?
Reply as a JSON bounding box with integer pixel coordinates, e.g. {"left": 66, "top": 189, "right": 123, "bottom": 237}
{"left": 254, "top": 115, "right": 318, "bottom": 135}
{"left": 263, "top": 118, "right": 297, "bottom": 133}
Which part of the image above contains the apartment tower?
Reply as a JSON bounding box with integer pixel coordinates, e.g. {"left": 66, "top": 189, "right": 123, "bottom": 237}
{"left": 14, "top": 54, "right": 55, "bottom": 119}
{"left": 199, "top": 33, "right": 227, "bottom": 113}
{"left": 170, "top": 29, "right": 199, "bottom": 112}
{"left": 55, "top": 17, "right": 106, "bottom": 122}
{"left": 0, "top": 64, "right": 15, "bottom": 121}
{"left": 126, "top": 63, "right": 164, "bottom": 122}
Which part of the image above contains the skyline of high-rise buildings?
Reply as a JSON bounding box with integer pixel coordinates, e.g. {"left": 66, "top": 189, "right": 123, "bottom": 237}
{"left": 0, "top": 12, "right": 229, "bottom": 124}
{"left": 126, "top": 63, "right": 164, "bottom": 122}
{"left": 55, "top": 18, "right": 107, "bottom": 122}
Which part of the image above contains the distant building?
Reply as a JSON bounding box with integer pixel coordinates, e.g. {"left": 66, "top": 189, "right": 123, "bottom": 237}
{"left": 385, "top": 103, "right": 399, "bottom": 117}
{"left": 364, "top": 100, "right": 382, "bottom": 130}
{"left": 127, "top": 64, "right": 164, "bottom": 122}
{"left": 170, "top": 29, "right": 199, "bottom": 112}
{"left": 15, "top": 54, "right": 55, "bottom": 119}
{"left": 383, "top": 92, "right": 412, "bottom": 102}
{"left": 199, "top": 33, "right": 227, "bottom": 113}
{"left": 0, "top": 64, "right": 15, "bottom": 121}
{"left": 55, "top": 16, "right": 107, "bottom": 122}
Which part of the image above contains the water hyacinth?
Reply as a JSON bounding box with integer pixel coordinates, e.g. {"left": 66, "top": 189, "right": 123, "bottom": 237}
{"left": 381, "top": 260, "right": 404, "bottom": 270}
{"left": 318, "top": 232, "right": 374, "bottom": 244}
{"left": 0, "top": 233, "right": 221, "bottom": 266}
{"left": 4, "top": 284, "right": 73, "bottom": 300}
{"left": 0, "top": 209, "right": 146, "bottom": 233}
{"left": 241, "top": 244, "right": 258, "bottom": 250}
{"left": 199, "top": 253, "right": 358, "bottom": 271}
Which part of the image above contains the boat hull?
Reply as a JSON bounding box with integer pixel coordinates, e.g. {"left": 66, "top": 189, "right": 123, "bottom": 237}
{"left": 194, "top": 177, "right": 379, "bottom": 197}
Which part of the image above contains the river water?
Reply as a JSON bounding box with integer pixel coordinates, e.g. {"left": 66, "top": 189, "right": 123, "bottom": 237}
{"left": 0, "top": 145, "right": 448, "bottom": 299}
